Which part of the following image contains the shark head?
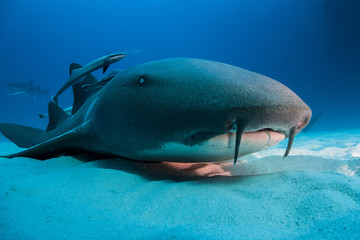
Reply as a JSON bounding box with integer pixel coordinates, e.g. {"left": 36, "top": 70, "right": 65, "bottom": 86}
{"left": 106, "top": 53, "right": 126, "bottom": 62}
{"left": 94, "top": 58, "right": 311, "bottom": 163}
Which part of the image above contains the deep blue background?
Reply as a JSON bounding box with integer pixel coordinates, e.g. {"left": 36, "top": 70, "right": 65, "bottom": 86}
{"left": 0, "top": 0, "right": 359, "bottom": 131}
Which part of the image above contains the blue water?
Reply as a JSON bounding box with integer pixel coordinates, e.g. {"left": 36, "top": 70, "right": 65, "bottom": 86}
{"left": 0, "top": 0, "right": 359, "bottom": 131}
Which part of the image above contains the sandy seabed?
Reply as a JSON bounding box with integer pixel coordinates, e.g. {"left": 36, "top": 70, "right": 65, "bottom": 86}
{"left": 0, "top": 130, "right": 360, "bottom": 239}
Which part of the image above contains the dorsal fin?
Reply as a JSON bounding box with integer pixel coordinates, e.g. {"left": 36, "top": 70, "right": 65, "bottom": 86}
{"left": 69, "top": 63, "right": 82, "bottom": 75}
{"left": 71, "top": 73, "right": 98, "bottom": 114}
{"left": 47, "top": 102, "right": 70, "bottom": 132}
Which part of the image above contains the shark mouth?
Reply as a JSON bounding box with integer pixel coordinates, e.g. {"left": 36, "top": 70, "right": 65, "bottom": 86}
{"left": 232, "top": 123, "right": 296, "bottom": 164}
{"left": 184, "top": 123, "right": 297, "bottom": 165}
{"left": 233, "top": 120, "right": 297, "bottom": 164}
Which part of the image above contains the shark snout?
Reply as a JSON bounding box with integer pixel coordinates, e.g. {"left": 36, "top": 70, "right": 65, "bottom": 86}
{"left": 229, "top": 99, "right": 312, "bottom": 163}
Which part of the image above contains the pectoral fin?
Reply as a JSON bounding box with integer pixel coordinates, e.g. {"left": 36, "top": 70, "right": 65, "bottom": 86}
{"left": 0, "top": 123, "right": 46, "bottom": 148}
{"left": 2, "top": 121, "right": 94, "bottom": 160}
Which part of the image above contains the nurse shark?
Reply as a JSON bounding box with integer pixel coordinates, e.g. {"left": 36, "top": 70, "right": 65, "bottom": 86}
{"left": 0, "top": 57, "right": 311, "bottom": 164}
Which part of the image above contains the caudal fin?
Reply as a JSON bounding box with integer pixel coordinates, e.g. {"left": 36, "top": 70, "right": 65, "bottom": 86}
{"left": 0, "top": 123, "right": 46, "bottom": 148}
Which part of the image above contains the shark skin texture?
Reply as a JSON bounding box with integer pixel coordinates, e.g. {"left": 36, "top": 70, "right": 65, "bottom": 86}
{"left": 0, "top": 57, "right": 311, "bottom": 163}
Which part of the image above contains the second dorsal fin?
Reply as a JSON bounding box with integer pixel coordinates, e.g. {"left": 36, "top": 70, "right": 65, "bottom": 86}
{"left": 69, "top": 63, "right": 82, "bottom": 75}
{"left": 71, "top": 73, "right": 98, "bottom": 114}
{"left": 46, "top": 102, "right": 70, "bottom": 132}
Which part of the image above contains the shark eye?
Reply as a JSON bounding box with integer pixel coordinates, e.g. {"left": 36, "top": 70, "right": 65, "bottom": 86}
{"left": 139, "top": 77, "right": 145, "bottom": 85}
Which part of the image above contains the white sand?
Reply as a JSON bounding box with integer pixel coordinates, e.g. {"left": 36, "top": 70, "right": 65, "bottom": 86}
{"left": 0, "top": 130, "right": 360, "bottom": 239}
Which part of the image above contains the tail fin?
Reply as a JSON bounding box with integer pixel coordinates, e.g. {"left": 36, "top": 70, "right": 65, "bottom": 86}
{"left": 0, "top": 123, "right": 47, "bottom": 148}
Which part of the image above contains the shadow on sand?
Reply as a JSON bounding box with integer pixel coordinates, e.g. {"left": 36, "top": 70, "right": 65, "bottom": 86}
{"left": 74, "top": 153, "right": 253, "bottom": 182}
{"left": 73, "top": 152, "right": 360, "bottom": 182}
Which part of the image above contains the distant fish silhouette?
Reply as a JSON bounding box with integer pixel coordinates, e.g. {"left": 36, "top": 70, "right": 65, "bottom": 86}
{"left": 6, "top": 80, "right": 48, "bottom": 99}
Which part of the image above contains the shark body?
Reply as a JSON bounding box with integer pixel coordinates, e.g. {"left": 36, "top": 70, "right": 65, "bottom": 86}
{"left": 0, "top": 58, "right": 311, "bottom": 163}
